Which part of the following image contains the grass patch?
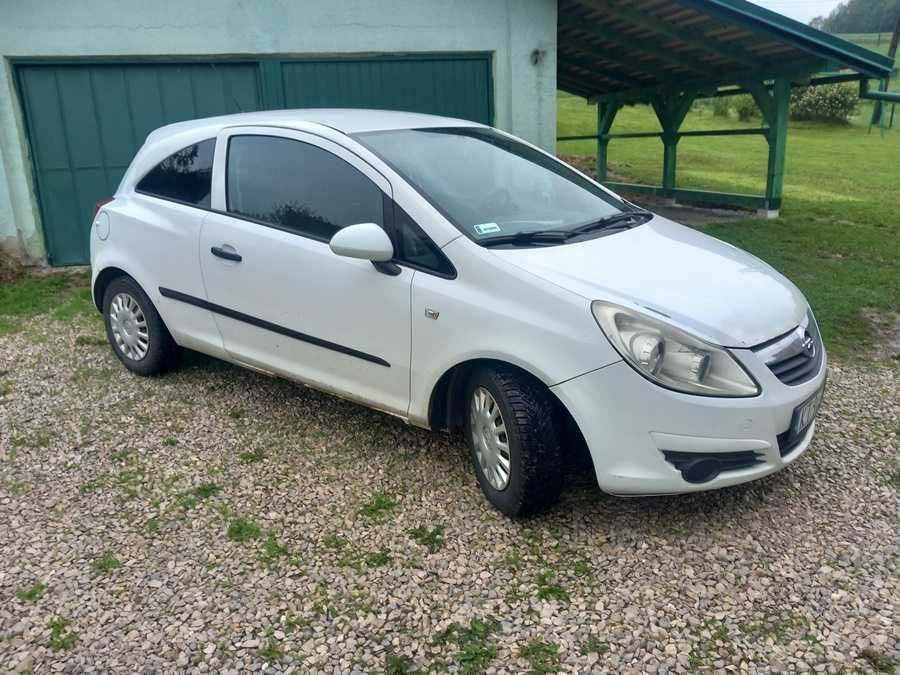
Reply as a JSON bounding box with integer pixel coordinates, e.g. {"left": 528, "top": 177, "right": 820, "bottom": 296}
{"left": 436, "top": 618, "right": 500, "bottom": 675}
{"left": 162, "top": 437, "right": 178, "bottom": 447}
{"left": 75, "top": 334, "right": 107, "bottom": 347}
{"left": 580, "top": 636, "right": 610, "bottom": 655}
{"left": 258, "top": 533, "right": 289, "bottom": 566}
{"left": 91, "top": 553, "right": 121, "bottom": 573}
{"left": 0, "top": 271, "right": 92, "bottom": 336}
{"left": 384, "top": 652, "right": 422, "bottom": 674}
{"left": 227, "top": 518, "right": 262, "bottom": 543}
{"left": 146, "top": 517, "right": 160, "bottom": 534}
{"left": 741, "top": 614, "right": 810, "bottom": 644}
{"left": 258, "top": 633, "right": 284, "bottom": 663}
{"left": 364, "top": 548, "right": 392, "bottom": 568}
{"left": 520, "top": 639, "right": 560, "bottom": 675}
{"left": 16, "top": 581, "right": 47, "bottom": 602}
{"left": 534, "top": 569, "right": 569, "bottom": 603}
{"left": 0, "top": 379, "right": 11, "bottom": 397}
{"left": 557, "top": 92, "right": 900, "bottom": 359}
{"left": 861, "top": 649, "right": 897, "bottom": 674}
{"left": 885, "top": 468, "right": 900, "bottom": 489}
{"left": 408, "top": 524, "right": 445, "bottom": 553}
{"left": 177, "top": 482, "right": 221, "bottom": 509}
{"left": 358, "top": 491, "right": 396, "bottom": 520}
{"left": 47, "top": 618, "right": 77, "bottom": 651}
{"left": 238, "top": 449, "right": 266, "bottom": 464}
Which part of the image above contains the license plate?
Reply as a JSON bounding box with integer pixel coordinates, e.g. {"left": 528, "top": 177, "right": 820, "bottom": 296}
{"left": 791, "top": 381, "right": 825, "bottom": 436}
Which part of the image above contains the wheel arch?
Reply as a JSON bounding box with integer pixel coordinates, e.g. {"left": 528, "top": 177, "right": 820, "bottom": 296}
{"left": 92, "top": 266, "right": 131, "bottom": 311}
{"left": 426, "top": 358, "right": 589, "bottom": 462}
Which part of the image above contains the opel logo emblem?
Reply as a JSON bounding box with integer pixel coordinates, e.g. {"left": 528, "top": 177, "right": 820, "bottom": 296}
{"left": 802, "top": 333, "right": 815, "bottom": 356}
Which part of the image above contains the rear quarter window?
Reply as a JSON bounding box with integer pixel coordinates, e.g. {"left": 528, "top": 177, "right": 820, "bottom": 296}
{"left": 136, "top": 138, "right": 216, "bottom": 207}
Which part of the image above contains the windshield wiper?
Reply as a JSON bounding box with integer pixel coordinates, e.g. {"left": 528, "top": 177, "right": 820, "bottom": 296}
{"left": 568, "top": 210, "right": 653, "bottom": 236}
{"left": 479, "top": 229, "right": 571, "bottom": 247}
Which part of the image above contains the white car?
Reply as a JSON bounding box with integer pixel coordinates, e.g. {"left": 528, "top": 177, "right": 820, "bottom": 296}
{"left": 90, "top": 109, "right": 827, "bottom": 516}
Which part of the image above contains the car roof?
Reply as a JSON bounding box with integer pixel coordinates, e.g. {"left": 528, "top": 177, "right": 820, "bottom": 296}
{"left": 145, "top": 108, "right": 483, "bottom": 144}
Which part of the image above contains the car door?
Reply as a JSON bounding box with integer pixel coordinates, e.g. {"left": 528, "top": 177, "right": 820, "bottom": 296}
{"left": 197, "top": 126, "right": 412, "bottom": 416}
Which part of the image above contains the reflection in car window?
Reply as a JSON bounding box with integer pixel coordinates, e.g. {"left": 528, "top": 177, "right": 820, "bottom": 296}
{"left": 384, "top": 197, "right": 455, "bottom": 277}
{"left": 136, "top": 139, "right": 216, "bottom": 207}
{"left": 354, "top": 127, "right": 626, "bottom": 243}
{"left": 226, "top": 135, "right": 383, "bottom": 240}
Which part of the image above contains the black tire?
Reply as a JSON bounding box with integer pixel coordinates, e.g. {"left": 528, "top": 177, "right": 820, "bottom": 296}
{"left": 102, "top": 276, "right": 180, "bottom": 376}
{"left": 463, "top": 365, "right": 563, "bottom": 517}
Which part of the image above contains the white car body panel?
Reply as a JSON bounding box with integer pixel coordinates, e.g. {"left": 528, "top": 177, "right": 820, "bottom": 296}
{"left": 91, "top": 108, "right": 827, "bottom": 498}
{"left": 491, "top": 216, "right": 807, "bottom": 348}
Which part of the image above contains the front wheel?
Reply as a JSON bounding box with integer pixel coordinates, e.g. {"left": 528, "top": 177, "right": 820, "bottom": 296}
{"left": 463, "top": 366, "right": 563, "bottom": 517}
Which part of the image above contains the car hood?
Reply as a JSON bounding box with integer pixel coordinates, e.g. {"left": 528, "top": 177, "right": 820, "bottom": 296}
{"left": 489, "top": 216, "right": 807, "bottom": 348}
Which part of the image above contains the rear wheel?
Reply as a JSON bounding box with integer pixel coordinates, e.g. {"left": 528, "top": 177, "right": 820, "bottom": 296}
{"left": 463, "top": 365, "right": 563, "bottom": 517}
{"left": 103, "top": 276, "right": 180, "bottom": 376}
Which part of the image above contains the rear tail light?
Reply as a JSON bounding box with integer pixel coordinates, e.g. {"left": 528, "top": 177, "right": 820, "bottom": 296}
{"left": 94, "top": 197, "right": 113, "bottom": 218}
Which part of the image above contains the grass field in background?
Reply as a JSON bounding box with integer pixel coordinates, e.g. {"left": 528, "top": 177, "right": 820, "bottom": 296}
{"left": 557, "top": 85, "right": 899, "bottom": 360}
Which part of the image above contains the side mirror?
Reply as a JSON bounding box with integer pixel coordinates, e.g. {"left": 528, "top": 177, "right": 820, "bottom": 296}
{"left": 329, "top": 223, "right": 394, "bottom": 262}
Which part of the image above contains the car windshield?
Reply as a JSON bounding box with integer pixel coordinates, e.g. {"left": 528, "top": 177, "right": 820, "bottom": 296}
{"left": 354, "top": 127, "right": 628, "bottom": 244}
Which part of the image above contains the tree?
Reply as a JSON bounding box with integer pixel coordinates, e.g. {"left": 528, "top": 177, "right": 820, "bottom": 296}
{"left": 815, "top": 0, "right": 900, "bottom": 34}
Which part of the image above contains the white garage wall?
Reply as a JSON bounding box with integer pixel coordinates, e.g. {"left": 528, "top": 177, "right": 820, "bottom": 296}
{"left": 0, "top": 0, "right": 557, "bottom": 263}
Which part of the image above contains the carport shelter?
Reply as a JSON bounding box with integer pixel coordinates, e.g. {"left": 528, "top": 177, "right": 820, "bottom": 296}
{"left": 557, "top": 0, "right": 896, "bottom": 215}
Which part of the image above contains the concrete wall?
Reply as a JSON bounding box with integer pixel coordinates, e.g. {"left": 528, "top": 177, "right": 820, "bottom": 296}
{"left": 0, "top": 0, "right": 558, "bottom": 264}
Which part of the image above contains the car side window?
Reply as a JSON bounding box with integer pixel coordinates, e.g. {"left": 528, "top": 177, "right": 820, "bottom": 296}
{"left": 384, "top": 197, "right": 456, "bottom": 278}
{"left": 226, "top": 135, "right": 384, "bottom": 240}
{"left": 136, "top": 138, "right": 215, "bottom": 207}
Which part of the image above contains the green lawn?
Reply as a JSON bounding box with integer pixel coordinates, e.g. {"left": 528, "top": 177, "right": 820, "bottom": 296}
{"left": 557, "top": 91, "right": 900, "bottom": 360}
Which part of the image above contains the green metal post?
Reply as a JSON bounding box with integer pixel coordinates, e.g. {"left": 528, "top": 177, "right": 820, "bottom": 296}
{"left": 595, "top": 101, "right": 621, "bottom": 182}
{"left": 651, "top": 91, "right": 695, "bottom": 199}
{"left": 764, "top": 78, "right": 790, "bottom": 212}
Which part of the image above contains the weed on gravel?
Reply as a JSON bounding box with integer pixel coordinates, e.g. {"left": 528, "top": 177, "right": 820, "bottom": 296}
{"left": 90, "top": 553, "right": 121, "bottom": 573}
{"left": 408, "top": 524, "right": 445, "bottom": 553}
{"left": 16, "top": 581, "right": 46, "bottom": 602}
{"left": 46, "top": 618, "right": 77, "bottom": 652}
{"left": 436, "top": 618, "right": 500, "bottom": 674}
{"left": 358, "top": 491, "right": 396, "bottom": 520}
{"left": 176, "top": 482, "right": 221, "bottom": 509}
{"left": 383, "top": 651, "right": 421, "bottom": 674}
{"left": 862, "top": 649, "right": 898, "bottom": 674}
{"left": 520, "top": 638, "right": 560, "bottom": 674}
{"left": 227, "top": 518, "right": 262, "bottom": 543}
{"left": 534, "top": 569, "right": 569, "bottom": 603}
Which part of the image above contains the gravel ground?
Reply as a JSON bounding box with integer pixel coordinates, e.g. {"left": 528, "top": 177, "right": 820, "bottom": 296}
{"left": 1, "top": 307, "right": 898, "bottom": 674}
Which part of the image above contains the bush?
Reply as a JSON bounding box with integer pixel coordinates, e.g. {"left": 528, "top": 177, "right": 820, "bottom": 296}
{"left": 790, "top": 84, "right": 858, "bottom": 123}
{"left": 733, "top": 95, "right": 758, "bottom": 122}
{"left": 711, "top": 97, "right": 731, "bottom": 118}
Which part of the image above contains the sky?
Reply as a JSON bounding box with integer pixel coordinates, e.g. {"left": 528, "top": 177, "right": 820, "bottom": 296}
{"left": 749, "top": 0, "right": 845, "bottom": 24}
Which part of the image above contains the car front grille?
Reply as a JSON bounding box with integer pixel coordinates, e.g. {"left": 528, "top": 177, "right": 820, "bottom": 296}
{"left": 752, "top": 314, "right": 823, "bottom": 386}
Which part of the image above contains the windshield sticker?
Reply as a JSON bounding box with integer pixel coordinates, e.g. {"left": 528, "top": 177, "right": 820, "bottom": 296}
{"left": 473, "top": 222, "right": 502, "bottom": 236}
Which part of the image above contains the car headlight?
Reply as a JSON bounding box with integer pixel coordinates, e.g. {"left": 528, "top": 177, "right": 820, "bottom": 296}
{"left": 592, "top": 301, "right": 759, "bottom": 397}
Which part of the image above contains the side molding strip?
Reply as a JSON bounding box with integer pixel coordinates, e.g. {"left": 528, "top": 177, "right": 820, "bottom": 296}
{"left": 158, "top": 287, "right": 390, "bottom": 368}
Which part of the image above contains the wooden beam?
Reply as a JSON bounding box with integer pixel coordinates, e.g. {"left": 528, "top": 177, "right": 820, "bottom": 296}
{"left": 577, "top": 0, "right": 761, "bottom": 68}
{"left": 559, "top": 44, "right": 657, "bottom": 87}
{"left": 567, "top": 18, "right": 710, "bottom": 75}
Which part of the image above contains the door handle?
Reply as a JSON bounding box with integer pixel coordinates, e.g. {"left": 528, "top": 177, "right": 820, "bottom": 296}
{"left": 211, "top": 246, "right": 242, "bottom": 262}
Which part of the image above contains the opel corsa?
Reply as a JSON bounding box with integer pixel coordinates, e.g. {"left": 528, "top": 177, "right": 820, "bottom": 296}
{"left": 91, "top": 110, "right": 827, "bottom": 516}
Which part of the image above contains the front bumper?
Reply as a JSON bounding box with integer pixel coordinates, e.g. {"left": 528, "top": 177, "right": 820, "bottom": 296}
{"left": 551, "top": 347, "right": 827, "bottom": 495}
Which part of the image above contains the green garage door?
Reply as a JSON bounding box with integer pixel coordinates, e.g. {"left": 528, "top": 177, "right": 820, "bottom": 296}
{"left": 281, "top": 55, "right": 493, "bottom": 124}
{"left": 17, "top": 55, "right": 492, "bottom": 265}
{"left": 17, "top": 63, "right": 262, "bottom": 265}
